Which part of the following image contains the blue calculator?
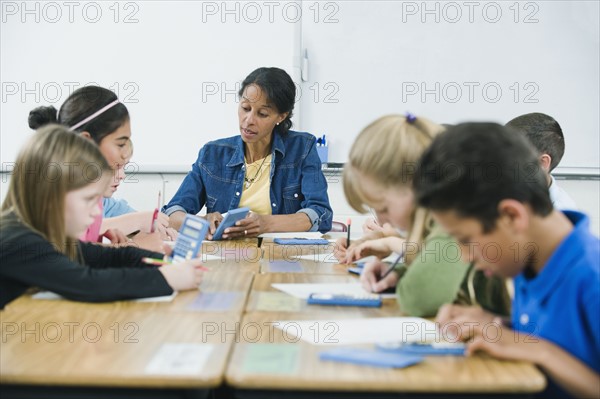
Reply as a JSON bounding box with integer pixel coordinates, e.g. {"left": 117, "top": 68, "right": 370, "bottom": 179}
{"left": 307, "top": 293, "right": 382, "bottom": 307}
{"left": 376, "top": 341, "right": 466, "bottom": 356}
{"left": 211, "top": 207, "right": 250, "bottom": 241}
{"left": 172, "top": 215, "right": 210, "bottom": 263}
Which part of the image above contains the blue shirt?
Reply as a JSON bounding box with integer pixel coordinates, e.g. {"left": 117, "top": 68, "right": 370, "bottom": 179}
{"left": 513, "top": 211, "right": 600, "bottom": 398}
{"left": 162, "top": 130, "right": 333, "bottom": 232}
{"left": 103, "top": 197, "right": 136, "bottom": 218}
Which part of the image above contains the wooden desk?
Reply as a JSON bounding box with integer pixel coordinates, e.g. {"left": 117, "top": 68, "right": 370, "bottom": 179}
{"left": 4, "top": 269, "right": 254, "bottom": 315}
{"left": 1, "top": 307, "right": 237, "bottom": 389}
{"left": 201, "top": 239, "right": 261, "bottom": 273}
{"left": 245, "top": 273, "right": 400, "bottom": 316}
{"left": 226, "top": 273, "right": 546, "bottom": 395}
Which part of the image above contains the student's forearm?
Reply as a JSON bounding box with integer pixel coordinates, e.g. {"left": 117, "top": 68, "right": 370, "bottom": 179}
{"left": 534, "top": 339, "right": 600, "bottom": 398}
{"left": 101, "top": 214, "right": 141, "bottom": 235}
{"left": 262, "top": 213, "right": 312, "bottom": 233}
{"left": 168, "top": 211, "right": 187, "bottom": 230}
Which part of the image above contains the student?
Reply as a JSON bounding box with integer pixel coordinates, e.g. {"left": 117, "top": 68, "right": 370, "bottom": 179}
{"left": 0, "top": 126, "right": 204, "bottom": 309}
{"left": 336, "top": 114, "right": 510, "bottom": 317}
{"left": 163, "top": 67, "right": 333, "bottom": 238}
{"left": 506, "top": 112, "right": 577, "bottom": 210}
{"left": 413, "top": 122, "right": 599, "bottom": 398}
{"left": 28, "top": 86, "right": 177, "bottom": 249}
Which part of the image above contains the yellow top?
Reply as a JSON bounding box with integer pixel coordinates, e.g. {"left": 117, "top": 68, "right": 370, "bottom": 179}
{"left": 239, "top": 154, "right": 272, "bottom": 215}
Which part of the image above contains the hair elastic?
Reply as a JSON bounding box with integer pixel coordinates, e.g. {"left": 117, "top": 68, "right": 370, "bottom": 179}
{"left": 70, "top": 99, "right": 120, "bottom": 130}
{"left": 406, "top": 112, "right": 417, "bottom": 123}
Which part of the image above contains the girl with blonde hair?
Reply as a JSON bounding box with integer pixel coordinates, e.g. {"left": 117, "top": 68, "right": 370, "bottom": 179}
{"left": 337, "top": 114, "right": 510, "bottom": 317}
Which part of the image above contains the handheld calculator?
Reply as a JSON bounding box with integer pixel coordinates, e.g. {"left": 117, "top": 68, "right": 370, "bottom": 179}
{"left": 172, "top": 214, "right": 210, "bottom": 263}
{"left": 307, "top": 293, "right": 382, "bottom": 307}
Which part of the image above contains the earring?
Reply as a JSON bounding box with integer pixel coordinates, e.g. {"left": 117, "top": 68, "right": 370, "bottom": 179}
{"left": 276, "top": 122, "right": 280, "bottom": 125}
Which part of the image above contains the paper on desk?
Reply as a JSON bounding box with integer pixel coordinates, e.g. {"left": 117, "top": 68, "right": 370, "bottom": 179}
{"left": 271, "top": 283, "right": 396, "bottom": 299}
{"left": 259, "top": 232, "right": 323, "bottom": 239}
{"left": 274, "top": 317, "right": 439, "bottom": 345}
{"left": 145, "top": 343, "right": 213, "bottom": 375}
{"left": 292, "top": 253, "right": 338, "bottom": 263}
{"left": 32, "top": 291, "right": 178, "bottom": 302}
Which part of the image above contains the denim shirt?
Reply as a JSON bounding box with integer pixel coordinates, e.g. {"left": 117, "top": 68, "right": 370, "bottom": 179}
{"left": 163, "top": 130, "right": 333, "bottom": 232}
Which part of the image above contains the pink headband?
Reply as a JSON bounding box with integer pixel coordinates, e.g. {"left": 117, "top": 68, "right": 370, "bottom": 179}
{"left": 70, "top": 99, "right": 120, "bottom": 130}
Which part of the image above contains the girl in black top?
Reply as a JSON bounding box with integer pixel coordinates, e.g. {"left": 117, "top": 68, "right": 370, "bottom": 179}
{"left": 0, "top": 125, "right": 203, "bottom": 309}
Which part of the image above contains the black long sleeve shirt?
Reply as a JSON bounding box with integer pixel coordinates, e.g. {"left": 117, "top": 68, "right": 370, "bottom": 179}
{"left": 0, "top": 216, "right": 172, "bottom": 309}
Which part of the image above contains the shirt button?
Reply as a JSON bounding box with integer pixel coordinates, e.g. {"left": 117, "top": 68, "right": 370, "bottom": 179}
{"left": 236, "top": 192, "right": 240, "bottom": 196}
{"left": 294, "top": 193, "right": 298, "bottom": 198}
{"left": 519, "top": 314, "right": 529, "bottom": 325}
{"left": 272, "top": 203, "right": 276, "bottom": 207}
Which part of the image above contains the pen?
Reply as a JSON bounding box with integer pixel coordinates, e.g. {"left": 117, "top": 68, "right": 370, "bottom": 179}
{"left": 379, "top": 251, "right": 404, "bottom": 281}
{"left": 369, "top": 208, "right": 379, "bottom": 226}
{"left": 346, "top": 218, "right": 352, "bottom": 247}
{"left": 142, "top": 257, "right": 210, "bottom": 271}
{"left": 150, "top": 191, "right": 161, "bottom": 233}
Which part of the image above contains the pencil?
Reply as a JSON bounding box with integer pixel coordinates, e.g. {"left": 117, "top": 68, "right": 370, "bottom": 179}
{"left": 380, "top": 252, "right": 404, "bottom": 280}
{"left": 346, "top": 218, "right": 352, "bottom": 247}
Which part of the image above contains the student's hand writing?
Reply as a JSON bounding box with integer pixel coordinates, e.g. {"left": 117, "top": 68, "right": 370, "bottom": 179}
{"left": 362, "top": 218, "right": 383, "bottom": 234}
{"left": 344, "top": 236, "right": 403, "bottom": 264}
{"left": 435, "top": 304, "right": 499, "bottom": 342}
{"left": 223, "top": 212, "right": 263, "bottom": 239}
{"left": 333, "top": 237, "right": 350, "bottom": 262}
{"left": 158, "top": 258, "right": 205, "bottom": 291}
{"left": 360, "top": 258, "right": 400, "bottom": 293}
{"left": 205, "top": 212, "right": 224, "bottom": 240}
{"left": 103, "top": 228, "right": 128, "bottom": 244}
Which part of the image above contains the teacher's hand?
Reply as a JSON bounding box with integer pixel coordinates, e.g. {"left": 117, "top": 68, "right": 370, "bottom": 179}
{"left": 205, "top": 212, "right": 224, "bottom": 240}
{"left": 222, "top": 212, "right": 264, "bottom": 239}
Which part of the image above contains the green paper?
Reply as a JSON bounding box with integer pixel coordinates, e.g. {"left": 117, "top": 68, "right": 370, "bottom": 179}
{"left": 242, "top": 344, "right": 300, "bottom": 375}
{"left": 255, "top": 292, "right": 303, "bottom": 312}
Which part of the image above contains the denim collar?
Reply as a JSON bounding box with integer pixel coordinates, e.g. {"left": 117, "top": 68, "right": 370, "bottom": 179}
{"left": 226, "top": 130, "right": 286, "bottom": 167}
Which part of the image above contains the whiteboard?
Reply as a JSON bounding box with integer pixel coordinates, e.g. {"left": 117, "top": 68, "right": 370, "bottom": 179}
{"left": 299, "top": 0, "right": 599, "bottom": 173}
{"left": 2, "top": 1, "right": 598, "bottom": 174}
{"left": 1, "top": 1, "right": 300, "bottom": 170}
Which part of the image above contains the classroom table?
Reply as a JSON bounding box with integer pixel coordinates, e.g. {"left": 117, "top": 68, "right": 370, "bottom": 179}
{"left": 1, "top": 239, "right": 547, "bottom": 398}
{"left": 225, "top": 273, "right": 546, "bottom": 398}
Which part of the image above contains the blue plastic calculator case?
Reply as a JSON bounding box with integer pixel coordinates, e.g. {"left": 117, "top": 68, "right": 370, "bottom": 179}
{"left": 307, "top": 293, "right": 382, "bottom": 307}
{"left": 211, "top": 207, "right": 250, "bottom": 241}
{"left": 172, "top": 214, "right": 210, "bottom": 262}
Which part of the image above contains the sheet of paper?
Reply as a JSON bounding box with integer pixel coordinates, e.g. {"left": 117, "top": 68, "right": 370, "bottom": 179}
{"left": 199, "top": 253, "right": 223, "bottom": 261}
{"left": 292, "top": 253, "right": 338, "bottom": 263}
{"left": 242, "top": 344, "right": 300, "bottom": 375}
{"left": 259, "top": 232, "right": 323, "bottom": 239}
{"left": 145, "top": 343, "right": 213, "bottom": 375}
{"left": 271, "top": 283, "right": 396, "bottom": 299}
{"left": 274, "top": 317, "right": 439, "bottom": 345}
{"left": 268, "top": 260, "right": 303, "bottom": 273}
{"left": 255, "top": 292, "right": 303, "bottom": 312}
{"left": 186, "top": 291, "right": 239, "bottom": 311}
{"left": 32, "top": 291, "right": 178, "bottom": 303}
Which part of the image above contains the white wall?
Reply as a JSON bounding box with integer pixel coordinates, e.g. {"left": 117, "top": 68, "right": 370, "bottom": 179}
{"left": 2, "top": 1, "right": 599, "bottom": 173}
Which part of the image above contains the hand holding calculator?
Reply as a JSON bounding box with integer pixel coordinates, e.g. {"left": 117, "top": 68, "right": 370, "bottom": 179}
{"left": 171, "top": 214, "right": 210, "bottom": 262}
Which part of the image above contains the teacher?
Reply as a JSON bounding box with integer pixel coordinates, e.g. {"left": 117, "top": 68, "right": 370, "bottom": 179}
{"left": 163, "top": 67, "right": 333, "bottom": 239}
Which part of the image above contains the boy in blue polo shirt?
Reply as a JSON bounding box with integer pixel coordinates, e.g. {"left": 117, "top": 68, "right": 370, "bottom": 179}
{"left": 413, "top": 122, "right": 599, "bottom": 398}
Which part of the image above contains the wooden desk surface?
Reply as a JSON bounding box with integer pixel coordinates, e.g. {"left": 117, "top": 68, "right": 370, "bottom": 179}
{"left": 201, "top": 239, "right": 261, "bottom": 273}
{"left": 1, "top": 307, "right": 237, "bottom": 388}
{"left": 245, "top": 273, "right": 401, "bottom": 316}
{"left": 4, "top": 269, "right": 255, "bottom": 315}
{"left": 225, "top": 312, "right": 546, "bottom": 393}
